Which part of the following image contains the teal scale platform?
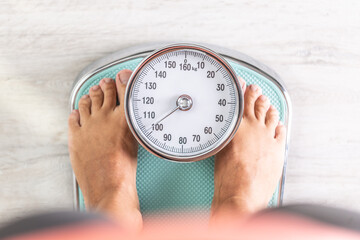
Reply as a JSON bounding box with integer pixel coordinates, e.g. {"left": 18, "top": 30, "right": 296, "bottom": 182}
{"left": 73, "top": 56, "right": 287, "bottom": 220}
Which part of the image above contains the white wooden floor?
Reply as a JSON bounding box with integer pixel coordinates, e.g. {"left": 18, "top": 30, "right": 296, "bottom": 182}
{"left": 1, "top": 0, "right": 360, "bottom": 225}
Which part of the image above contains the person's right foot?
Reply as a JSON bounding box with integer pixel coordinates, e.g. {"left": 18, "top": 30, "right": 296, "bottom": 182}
{"left": 68, "top": 70, "right": 142, "bottom": 231}
{"left": 211, "top": 84, "right": 286, "bottom": 219}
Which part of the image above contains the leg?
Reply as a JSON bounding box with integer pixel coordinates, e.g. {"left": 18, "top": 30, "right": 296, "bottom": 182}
{"left": 211, "top": 81, "right": 286, "bottom": 219}
{"left": 68, "top": 70, "right": 142, "bottom": 231}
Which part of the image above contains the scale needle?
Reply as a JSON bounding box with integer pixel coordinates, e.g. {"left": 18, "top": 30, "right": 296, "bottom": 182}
{"left": 145, "top": 105, "right": 180, "bottom": 132}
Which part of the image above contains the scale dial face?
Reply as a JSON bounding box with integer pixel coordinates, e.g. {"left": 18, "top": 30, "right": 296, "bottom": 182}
{"left": 125, "top": 44, "right": 243, "bottom": 162}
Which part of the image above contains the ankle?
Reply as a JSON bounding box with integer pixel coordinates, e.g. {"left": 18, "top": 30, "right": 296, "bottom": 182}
{"left": 211, "top": 196, "right": 264, "bottom": 218}
{"left": 96, "top": 189, "right": 143, "bottom": 231}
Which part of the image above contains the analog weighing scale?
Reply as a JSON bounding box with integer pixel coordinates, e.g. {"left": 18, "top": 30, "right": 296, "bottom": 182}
{"left": 69, "top": 42, "right": 292, "bottom": 221}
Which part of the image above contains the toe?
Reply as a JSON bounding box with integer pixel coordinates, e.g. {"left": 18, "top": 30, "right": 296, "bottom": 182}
{"left": 99, "top": 78, "right": 117, "bottom": 110}
{"left": 275, "top": 122, "right": 286, "bottom": 142}
{"left": 243, "top": 84, "right": 262, "bottom": 119}
{"left": 265, "top": 105, "right": 280, "bottom": 129}
{"left": 89, "top": 85, "right": 104, "bottom": 112}
{"left": 237, "top": 76, "right": 246, "bottom": 94}
{"left": 115, "top": 69, "right": 132, "bottom": 115}
{"left": 254, "top": 95, "right": 270, "bottom": 121}
{"left": 68, "top": 109, "right": 80, "bottom": 130}
{"left": 78, "top": 94, "right": 91, "bottom": 122}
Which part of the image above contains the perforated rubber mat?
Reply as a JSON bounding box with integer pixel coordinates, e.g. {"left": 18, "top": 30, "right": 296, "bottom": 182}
{"left": 74, "top": 57, "right": 286, "bottom": 220}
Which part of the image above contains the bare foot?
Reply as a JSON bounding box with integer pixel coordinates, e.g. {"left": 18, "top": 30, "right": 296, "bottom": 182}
{"left": 211, "top": 83, "right": 286, "bottom": 220}
{"left": 68, "top": 70, "right": 142, "bottom": 231}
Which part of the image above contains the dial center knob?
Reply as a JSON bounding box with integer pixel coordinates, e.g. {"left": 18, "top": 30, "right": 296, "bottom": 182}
{"left": 177, "top": 94, "right": 193, "bottom": 111}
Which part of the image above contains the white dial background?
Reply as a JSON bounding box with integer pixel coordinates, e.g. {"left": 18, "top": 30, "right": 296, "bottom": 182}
{"left": 128, "top": 48, "right": 240, "bottom": 159}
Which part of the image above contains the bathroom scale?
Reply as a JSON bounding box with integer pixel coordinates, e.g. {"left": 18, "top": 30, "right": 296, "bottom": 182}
{"left": 69, "top": 42, "right": 292, "bottom": 221}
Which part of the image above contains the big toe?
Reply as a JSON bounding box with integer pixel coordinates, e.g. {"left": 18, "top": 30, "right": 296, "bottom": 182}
{"left": 99, "top": 78, "right": 117, "bottom": 110}
{"left": 244, "top": 84, "right": 262, "bottom": 119}
{"left": 115, "top": 69, "right": 132, "bottom": 114}
{"left": 238, "top": 76, "right": 246, "bottom": 93}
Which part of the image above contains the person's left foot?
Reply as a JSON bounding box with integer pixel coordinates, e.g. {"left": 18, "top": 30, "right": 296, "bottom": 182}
{"left": 68, "top": 70, "right": 142, "bottom": 231}
{"left": 211, "top": 83, "right": 286, "bottom": 220}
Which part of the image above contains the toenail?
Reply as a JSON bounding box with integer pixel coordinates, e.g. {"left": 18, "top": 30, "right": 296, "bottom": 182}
{"left": 119, "top": 71, "right": 130, "bottom": 84}
{"left": 82, "top": 95, "right": 89, "bottom": 99}
{"left": 250, "top": 85, "right": 258, "bottom": 91}
{"left": 259, "top": 95, "right": 267, "bottom": 101}
{"left": 105, "top": 78, "right": 112, "bottom": 83}
{"left": 92, "top": 85, "right": 99, "bottom": 91}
